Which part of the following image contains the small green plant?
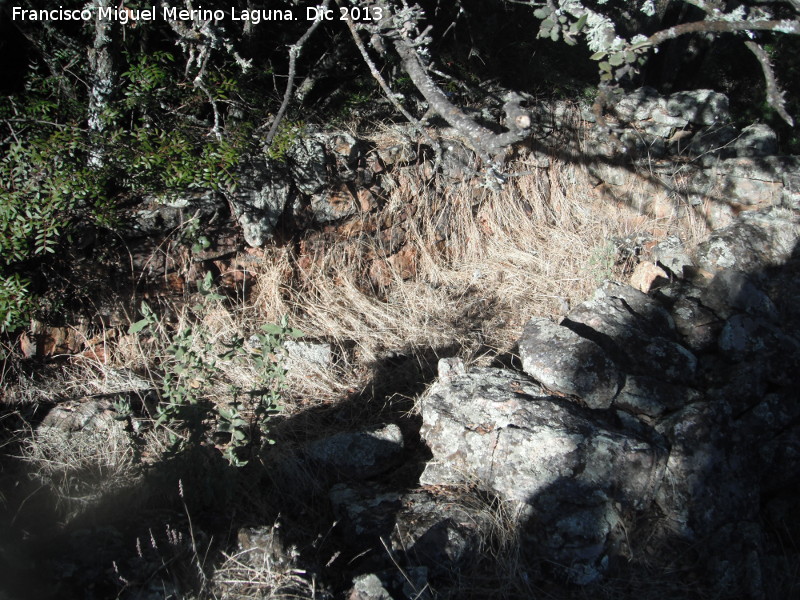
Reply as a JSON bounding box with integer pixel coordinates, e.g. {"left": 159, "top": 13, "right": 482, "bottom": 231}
{"left": 588, "top": 240, "right": 617, "bottom": 284}
{"left": 129, "top": 275, "right": 303, "bottom": 466}
{"left": 265, "top": 120, "right": 305, "bottom": 162}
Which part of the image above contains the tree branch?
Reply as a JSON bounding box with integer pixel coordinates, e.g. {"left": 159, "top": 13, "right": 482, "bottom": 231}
{"left": 647, "top": 18, "right": 800, "bottom": 47}
{"left": 265, "top": 0, "right": 331, "bottom": 147}
{"left": 745, "top": 40, "right": 794, "bottom": 126}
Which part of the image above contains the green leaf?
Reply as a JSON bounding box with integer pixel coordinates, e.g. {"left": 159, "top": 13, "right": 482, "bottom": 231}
{"left": 608, "top": 53, "right": 625, "bottom": 67}
{"left": 533, "top": 7, "right": 550, "bottom": 19}
{"left": 129, "top": 318, "right": 151, "bottom": 334}
{"left": 572, "top": 14, "right": 588, "bottom": 33}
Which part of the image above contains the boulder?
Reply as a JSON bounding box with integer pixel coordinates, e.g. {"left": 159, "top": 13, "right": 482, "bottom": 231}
{"left": 694, "top": 207, "right": 800, "bottom": 273}
{"left": 228, "top": 159, "right": 292, "bottom": 247}
{"left": 518, "top": 317, "right": 620, "bottom": 409}
{"left": 563, "top": 282, "right": 696, "bottom": 384}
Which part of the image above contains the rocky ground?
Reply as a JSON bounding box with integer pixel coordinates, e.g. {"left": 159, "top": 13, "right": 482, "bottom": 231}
{"left": 1, "top": 89, "right": 799, "bottom": 600}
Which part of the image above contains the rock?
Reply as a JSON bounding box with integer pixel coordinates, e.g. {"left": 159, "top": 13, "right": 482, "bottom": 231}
{"left": 305, "top": 424, "right": 404, "bottom": 479}
{"left": 717, "top": 314, "right": 794, "bottom": 362}
{"left": 329, "top": 482, "right": 402, "bottom": 540}
{"left": 655, "top": 400, "right": 758, "bottom": 539}
{"left": 348, "top": 574, "right": 393, "bottom": 600}
{"left": 436, "top": 357, "right": 466, "bottom": 383}
{"left": 284, "top": 340, "right": 333, "bottom": 371}
{"left": 651, "top": 236, "right": 694, "bottom": 278}
{"left": 530, "top": 483, "right": 622, "bottom": 585}
{"left": 518, "top": 317, "right": 621, "bottom": 409}
{"left": 613, "top": 375, "right": 699, "bottom": 418}
{"left": 613, "top": 87, "right": 662, "bottom": 122}
{"left": 665, "top": 89, "right": 729, "bottom": 125}
{"left": 629, "top": 261, "right": 668, "bottom": 293}
{"left": 286, "top": 132, "right": 328, "bottom": 195}
{"left": 310, "top": 185, "right": 359, "bottom": 223}
{"left": 419, "top": 366, "right": 669, "bottom": 584}
{"left": 669, "top": 295, "right": 722, "bottom": 352}
{"left": 228, "top": 159, "right": 292, "bottom": 247}
{"left": 700, "top": 270, "right": 779, "bottom": 321}
{"left": 419, "top": 366, "right": 667, "bottom": 511}
{"left": 735, "top": 124, "right": 778, "bottom": 157}
{"left": 125, "top": 190, "right": 222, "bottom": 238}
{"left": 694, "top": 207, "right": 800, "bottom": 273}
{"left": 237, "top": 525, "right": 297, "bottom": 570}
{"left": 391, "top": 490, "right": 493, "bottom": 575}
{"left": 563, "top": 282, "right": 696, "bottom": 384}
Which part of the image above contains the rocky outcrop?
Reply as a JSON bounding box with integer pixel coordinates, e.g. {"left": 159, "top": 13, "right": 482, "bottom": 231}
{"left": 412, "top": 205, "right": 800, "bottom": 594}
{"left": 583, "top": 87, "right": 800, "bottom": 228}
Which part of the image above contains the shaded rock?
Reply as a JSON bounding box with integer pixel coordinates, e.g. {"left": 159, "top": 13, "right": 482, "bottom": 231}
{"left": 735, "top": 124, "right": 778, "bottom": 158}
{"left": 563, "top": 282, "right": 696, "bottom": 384}
{"left": 701, "top": 269, "right": 779, "bottom": 321}
{"left": 305, "top": 424, "right": 404, "bottom": 479}
{"left": 655, "top": 401, "right": 758, "bottom": 540}
{"left": 391, "top": 490, "right": 493, "bottom": 575}
{"left": 717, "top": 314, "right": 795, "bottom": 362}
{"left": 310, "top": 185, "right": 359, "bottom": 223}
{"left": 518, "top": 317, "right": 620, "bottom": 409}
{"left": 125, "top": 190, "right": 222, "bottom": 238}
{"left": 228, "top": 159, "right": 292, "bottom": 247}
{"left": 286, "top": 132, "right": 328, "bottom": 195}
{"left": 530, "top": 482, "right": 622, "bottom": 585}
{"left": 665, "top": 89, "right": 729, "bottom": 125}
{"left": 330, "top": 482, "right": 402, "bottom": 540}
{"left": 669, "top": 295, "right": 722, "bottom": 352}
{"left": 613, "top": 375, "right": 699, "bottom": 418}
{"left": 237, "top": 525, "right": 297, "bottom": 570}
{"left": 693, "top": 207, "right": 800, "bottom": 274}
{"left": 652, "top": 236, "right": 694, "bottom": 278}
{"left": 419, "top": 367, "right": 668, "bottom": 512}
{"left": 613, "top": 86, "right": 663, "bottom": 122}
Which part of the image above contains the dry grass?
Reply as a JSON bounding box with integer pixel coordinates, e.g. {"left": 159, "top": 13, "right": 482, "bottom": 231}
{"left": 0, "top": 125, "right": 715, "bottom": 599}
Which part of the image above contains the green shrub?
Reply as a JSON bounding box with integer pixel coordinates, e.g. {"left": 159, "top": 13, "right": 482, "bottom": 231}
{"left": 129, "top": 273, "right": 303, "bottom": 466}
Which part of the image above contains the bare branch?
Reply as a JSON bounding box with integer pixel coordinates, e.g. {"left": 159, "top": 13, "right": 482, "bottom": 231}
{"left": 745, "top": 40, "right": 795, "bottom": 126}
{"left": 340, "top": 12, "right": 439, "bottom": 152}
{"left": 265, "top": 0, "right": 331, "bottom": 147}
{"left": 647, "top": 18, "right": 800, "bottom": 47}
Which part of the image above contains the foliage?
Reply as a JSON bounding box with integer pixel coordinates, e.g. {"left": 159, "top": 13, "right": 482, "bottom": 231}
{"left": 0, "top": 127, "right": 110, "bottom": 331}
{"left": 527, "top": 0, "right": 799, "bottom": 124}
{"left": 265, "top": 120, "right": 305, "bottom": 163}
{"left": 0, "top": 47, "right": 249, "bottom": 331}
{"left": 129, "top": 273, "right": 303, "bottom": 466}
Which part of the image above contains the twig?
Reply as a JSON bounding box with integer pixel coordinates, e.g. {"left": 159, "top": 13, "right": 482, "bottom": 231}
{"left": 265, "top": 0, "right": 331, "bottom": 147}
{"left": 745, "top": 40, "right": 794, "bottom": 126}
